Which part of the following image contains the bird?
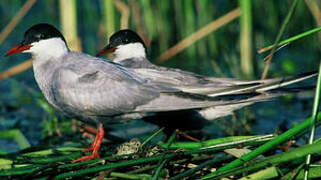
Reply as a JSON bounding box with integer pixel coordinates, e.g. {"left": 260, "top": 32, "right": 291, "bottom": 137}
{"left": 5, "top": 24, "right": 316, "bottom": 162}
{"left": 96, "top": 29, "right": 260, "bottom": 94}
{"left": 96, "top": 29, "right": 317, "bottom": 119}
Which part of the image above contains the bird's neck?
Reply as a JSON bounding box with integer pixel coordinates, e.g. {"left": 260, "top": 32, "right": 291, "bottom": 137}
{"left": 31, "top": 38, "right": 68, "bottom": 87}
{"left": 113, "top": 43, "right": 146, "bottom": 62}
{"left": 32, "top": 55, "right": 58, "bottom": 103}
{"left": 29, "top": 38, "right": 69, "bottom": 106}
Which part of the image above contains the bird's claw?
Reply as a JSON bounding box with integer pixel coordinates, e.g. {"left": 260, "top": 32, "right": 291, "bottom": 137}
{"left": 71, "top": 152, "right": 100, "bottom": 163}
{"left": 71, "top": 124, "right": 104, "bottom": 163}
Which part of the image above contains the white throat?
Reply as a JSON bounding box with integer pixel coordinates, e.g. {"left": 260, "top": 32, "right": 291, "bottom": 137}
{"left": 25, "top": 38, "right": 68, "bottom": 60}
{"left": 113, "top": 43, "right": 146, "bottom": 62}
{"left": 26, "top": 38, "right": 69, "bottom": 107}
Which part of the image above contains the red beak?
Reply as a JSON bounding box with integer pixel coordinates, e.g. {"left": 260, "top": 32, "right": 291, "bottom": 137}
{"left": 5, "top": 43, "right": 32, "bottom": 57}
{"left": 96, "top": 44, "right": 116, "bottom": 56}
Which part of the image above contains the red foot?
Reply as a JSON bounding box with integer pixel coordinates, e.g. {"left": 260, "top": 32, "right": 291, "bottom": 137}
{"left": 83, "top": 134, "right": 98, "bottom": 152}
{"left": 71, "top": 152, "right": 100, "bottom": 162}
{"left": 72, "top": 124, "right": 104, "bottom": 163}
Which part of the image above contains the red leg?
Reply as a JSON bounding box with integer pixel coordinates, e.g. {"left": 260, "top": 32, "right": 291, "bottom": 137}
{"left": 72, "top": 124, "right": 104, "bottom": 163}
{"left": 82, "top": 132, "right": 95, "bottom": 139}
{"left": 80, "top": 124, "right": 97, "bottom": 140}
{"left": 175, "top": 129, "right": 200, "bottom": 142}
{"left": 83, "top": 133, "right": 99, "bottom": 152}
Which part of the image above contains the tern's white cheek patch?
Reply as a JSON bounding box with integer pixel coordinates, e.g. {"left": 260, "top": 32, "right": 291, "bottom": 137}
{"left": 29, "top": 38, "right": 68, "bottom": 58}
{"left": 114, "top": 43, "right": 146, "bottom": 62}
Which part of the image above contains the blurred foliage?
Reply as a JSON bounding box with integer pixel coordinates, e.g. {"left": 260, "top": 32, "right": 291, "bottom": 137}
{"left": 1, "top": 0, "right": 319, "bottom": 76}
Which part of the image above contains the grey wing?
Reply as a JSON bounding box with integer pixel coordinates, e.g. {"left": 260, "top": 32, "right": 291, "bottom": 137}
{"left": 128, "top": 66, "right": 260, "bottom": 94}
{"left": 50, "top": 65, "right": 251, "bottom": 117}
{"left": 50, "top": 64, "right": 159, "bottom": 118}
{"left": 132, "top": 67, "right": 317, "bottom": 97}
{"left": 52, "top": 53, "right": 233, "bottom": 118}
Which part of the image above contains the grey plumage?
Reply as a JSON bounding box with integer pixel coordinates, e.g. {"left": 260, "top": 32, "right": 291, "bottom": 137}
{"left": 99, "top": 30, "right": 316, "bottom": 97}
{"left": 33, "top": 51, "right": 315, "bottom": 124}
{"left": 95, "top": 30, "right": 317, "bottom": 121}
{"left": 113, "top": 57, "right": 316, "bottom": 120}
{"left": 119, "top": 57, "right": 316, "bottom": 96}
{"left": 7, "top": 24, "right": 316, "bottom": 163}
{"left": 6, "top": 25, "right": 317, "bottom": 127}
{"left": 34, "top": 51, "right": 274, "bottom": 124}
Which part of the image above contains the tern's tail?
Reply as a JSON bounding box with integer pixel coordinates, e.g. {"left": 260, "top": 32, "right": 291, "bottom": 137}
{"left": 183, "top": 71, "right": 317, "bottom": 97}
{"left": 135, "top": 72, "right": 317, "bottom": 120}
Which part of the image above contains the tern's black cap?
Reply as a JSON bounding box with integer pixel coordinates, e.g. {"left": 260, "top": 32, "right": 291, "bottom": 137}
{"left": 108, "top": 29, "right": 146, "bottom": 49}
{"left": 96, "top": 29, "right": 147, "bottom": 56}
{"left": 22, "top": 23, "right": 66, "bottom": 46}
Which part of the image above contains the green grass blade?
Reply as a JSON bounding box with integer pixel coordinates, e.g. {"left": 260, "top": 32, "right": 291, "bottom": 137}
{"left": 54, "top": 136, "right": 270, "bottom": 179}
{"left": 153, "top": 131, "right": 176, "bottom": 179}
{"left": 159, "top": 135, "right": 273, "bottom": 149}
{"left": 258, "top": 26, "right": 321, "bottom": 54}
{"left": 0, "top": 129, "right": 30, "bottom": 150}
{"left": 170, "top": 157, "right": 226, "bottom": 180}
{"left": 110, "top": 172, "right": 150, "bottom": 179}
{"left": 208, "top": 141, "right": 321, "bottom": 179}
{"left": 140, "top": 127, "right": 164, "bottom": 148}
{"left": 58, "top": 0, "right": 79, "bottom": 51}
{"left": 140, "top": 0, "right": 154, "bottom": 39}
{"left": 201, "top": 112, "right": 321, "bottom": 179}
{"left": 102, "top": 0, "right": 115, "bottom": 41}
{"left": 304, "top": 61, "right": 321, "bottom": 179}
{"left": 183, "top": 0, "right": 196, "bottom": 67}
{"left": 281, "top": 163, "right": 305, "bottom": 180}
{"left": 152, "top": 159, "right": 167, "bottom": 180}
{"left": 297, "top": 166, "right": 321, "bottom": 179}
{"left": 238, "top": 167, "right": 279, "bottom": 180}
{"left": 261, "top": 0, "right": 298, "bottom": 79}
{"left": 239, "top": 0, "right": 254, "bottom": 78}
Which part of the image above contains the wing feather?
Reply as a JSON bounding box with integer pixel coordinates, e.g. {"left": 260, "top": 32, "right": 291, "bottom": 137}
{"left": 50, "top": 57, "right": 159, "bottom": 118}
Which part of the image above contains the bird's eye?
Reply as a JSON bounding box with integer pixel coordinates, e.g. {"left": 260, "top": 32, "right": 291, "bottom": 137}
{"left": 35, "top": 34, "right": 45, "bottom": 40}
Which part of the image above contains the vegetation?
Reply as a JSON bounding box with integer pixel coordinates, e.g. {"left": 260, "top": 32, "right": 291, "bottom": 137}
{"left": 0, "top": 0, "right": 320, "bottom": 179}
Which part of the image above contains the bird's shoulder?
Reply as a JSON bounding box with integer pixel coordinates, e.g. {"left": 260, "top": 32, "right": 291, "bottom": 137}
{"left": 57, "top": 52, "right": 146, "bottom": 84}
